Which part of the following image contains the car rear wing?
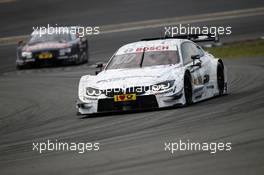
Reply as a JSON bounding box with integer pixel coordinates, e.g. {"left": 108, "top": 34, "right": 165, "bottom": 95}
{"left": 141, "top": 33, "right": 219, "bottom": 43}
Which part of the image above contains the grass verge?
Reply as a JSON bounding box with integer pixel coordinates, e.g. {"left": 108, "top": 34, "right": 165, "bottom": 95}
{"left": 205, "top": 39, "right": 264, "bottom": 58}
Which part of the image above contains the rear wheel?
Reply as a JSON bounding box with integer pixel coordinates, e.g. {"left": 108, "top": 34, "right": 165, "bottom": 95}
{"left": 217, "top": 63, "right": 225, "bottom": 96}
{"left": 184, "top": 72, "right": 193, "bottom": 105}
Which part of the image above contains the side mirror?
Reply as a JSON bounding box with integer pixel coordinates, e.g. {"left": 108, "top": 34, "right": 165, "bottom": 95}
{"left": 191, "top": 55, "right": 201, "bottom": 67}
{"left": 191, "top": 54, "right": 200, "bottom": 60}
{"left": 96, "top": 63, "right": 103, "bottom": 68}
{"left": 95, "top": 70, "right": 100, "bottom": 75}
{"left": 95, "top": 63, "right": 104, "bottom": 75}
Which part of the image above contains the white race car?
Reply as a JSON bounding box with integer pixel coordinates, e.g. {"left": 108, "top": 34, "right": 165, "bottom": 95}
{"left": 77, "top": 34, "right": 227, "bottom": 115}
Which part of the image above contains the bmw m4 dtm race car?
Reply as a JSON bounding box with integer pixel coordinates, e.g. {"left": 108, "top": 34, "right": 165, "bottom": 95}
{"left": 77, "top": 34, "right": 227, "bottom": 115}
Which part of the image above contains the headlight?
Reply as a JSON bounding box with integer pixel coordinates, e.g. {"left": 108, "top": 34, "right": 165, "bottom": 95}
{"left": 86, "top": 87, "right": 101, "bottom": 96}
{"left": 59, "top": 48, "right": 71, "bottom": 55}
{"left": 151, "top": 80, "right": 175, "bottom": 92}
{"left": 21, "top": 51, "right": 32, "bottom": 58}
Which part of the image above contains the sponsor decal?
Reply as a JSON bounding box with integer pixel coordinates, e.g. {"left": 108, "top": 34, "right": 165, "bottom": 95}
{"left": 135, "top": 46, "right": 169, "bottom": 52}
{"left": 114, "top": 94, "right": 136, "bottom": 102}
{"left": 119, "top": 44, "right": 177, "bottom": 55}
{"left": 38, "top": 52, "right": 53, "bottom": 59}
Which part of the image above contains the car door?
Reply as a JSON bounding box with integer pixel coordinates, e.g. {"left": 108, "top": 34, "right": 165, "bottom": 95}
{"left": 195, "top": 44, "right": 211, "bottom": 85}
{"left": 181, "top": 41, "right": 207, "bottom": 100}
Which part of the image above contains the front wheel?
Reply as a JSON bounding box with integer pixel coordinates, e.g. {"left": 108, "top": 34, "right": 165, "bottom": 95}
{"left": 184, "top": 72, "right": 193, "bottom": 105}
{"left": 74, "top": 52, "right": 82, "bottom": 65}
{"left": 84, "top": 48, "right": 89, "bottom": 63}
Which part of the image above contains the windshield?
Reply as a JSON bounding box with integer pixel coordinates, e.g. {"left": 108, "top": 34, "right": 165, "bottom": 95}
{"left": 28, "top": 33, "right": 73, "bottom": 44}
{"left": 106, "top": 51, "right": 180, "bottom": 70}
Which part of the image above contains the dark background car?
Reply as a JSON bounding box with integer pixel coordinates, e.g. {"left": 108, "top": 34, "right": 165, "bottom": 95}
{"left": 16, "top": 27, "right": 89, "bottom": 69}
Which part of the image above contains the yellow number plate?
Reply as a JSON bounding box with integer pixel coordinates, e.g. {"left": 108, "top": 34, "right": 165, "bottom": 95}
{"left": 114, "top": 94, "right": 136, "bottom": 102}
{"left": 39, "top": 52, "right": 53, "bottom": 59}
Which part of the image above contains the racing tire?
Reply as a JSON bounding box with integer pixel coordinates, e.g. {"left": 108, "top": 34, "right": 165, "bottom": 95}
{"left": 85, "top": 40, "right": 89, "bottom": 64}
{"left": 184, "top": 72, "right": 193, "bottom": 105}
{"left": 75, "top": 53, "right": 82, "bottom": 65}
{"left": 217, "top": 63, "right": 225, "bottom": 96}
{"left": 85, "top": 50, "right": 89, "bottom": 63}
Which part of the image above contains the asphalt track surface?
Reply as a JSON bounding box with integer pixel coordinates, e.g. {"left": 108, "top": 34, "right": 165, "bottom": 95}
{"left": 0, "top": 0, "right": 264, "bottom": 174}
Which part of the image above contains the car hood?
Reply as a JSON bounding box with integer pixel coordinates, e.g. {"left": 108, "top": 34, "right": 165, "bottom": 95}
{"left": 89, "top": 65, "right": 182, "bottom": 89}
{"left": 23, "top": 42, "right": 70, "bottom": 52}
